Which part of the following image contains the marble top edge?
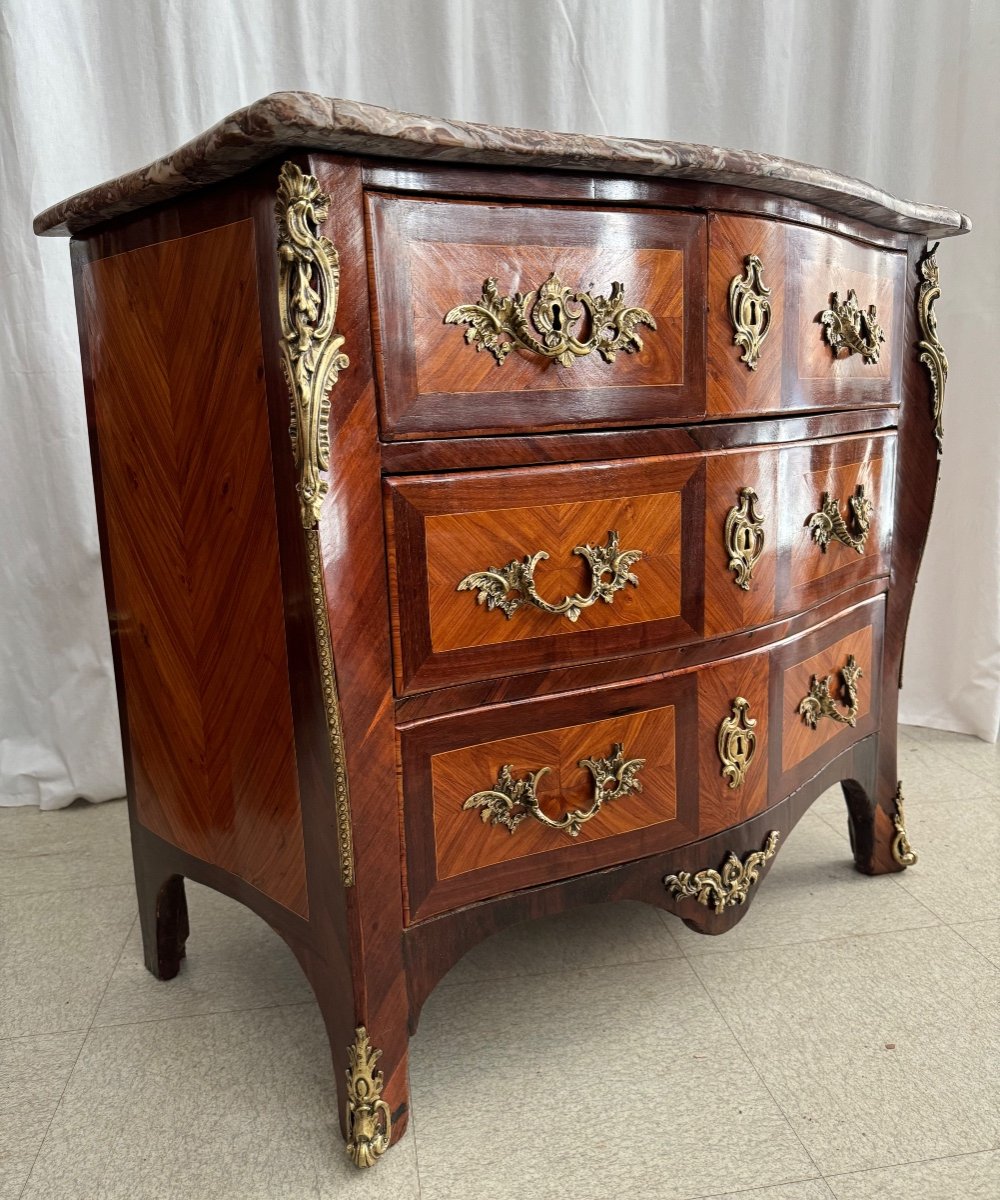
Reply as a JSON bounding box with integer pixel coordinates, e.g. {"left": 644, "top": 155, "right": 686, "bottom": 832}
{"left": 34, "top": 91, "right": 971, "bottom": 237}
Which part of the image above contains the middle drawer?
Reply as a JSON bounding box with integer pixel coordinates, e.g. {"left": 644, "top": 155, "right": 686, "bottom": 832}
{"left": 385, "top": 432, "right": 895, "bottom": 694}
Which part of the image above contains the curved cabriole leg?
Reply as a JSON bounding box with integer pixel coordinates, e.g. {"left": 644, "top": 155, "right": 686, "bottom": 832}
{"left": 134, "top": 866, "right": 189, "bottom": 981}
{"left": 842, "top": 778, "right": 918, "bottom": 875}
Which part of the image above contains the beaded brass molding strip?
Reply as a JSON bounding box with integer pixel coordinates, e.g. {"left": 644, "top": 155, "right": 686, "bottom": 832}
{"left": 891, "top": 783, "right": 918, "bottom": 868}
{"left": 275, "top": 161, "right": 354, "bottom": 887}
{"left": 444, "top": 271, "right": 656, "bottom": 367}
{"left": 664, "top": 831, "right": 780, "bottom": 914}
{"left": 917, "top": 242, "right": 949, "bottom": 451}
{"left": 345, "top": 1026, "right": 391, "bottom": 1168}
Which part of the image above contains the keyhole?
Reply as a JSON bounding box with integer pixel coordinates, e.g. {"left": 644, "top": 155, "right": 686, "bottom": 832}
{"left": 748, "top": 299, "right": 758, "bottom": 326}
{"left": 551, "top": 302, "right": 563, "bottom": 332}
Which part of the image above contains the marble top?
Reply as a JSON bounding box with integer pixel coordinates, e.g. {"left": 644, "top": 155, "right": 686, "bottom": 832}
{"left": 34, "top": 92, "right": 970, "bottom": 238}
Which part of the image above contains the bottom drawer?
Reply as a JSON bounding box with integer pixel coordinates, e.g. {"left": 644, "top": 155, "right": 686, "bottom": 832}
{"left": 400, "top": 597, "right": 883, "bottom": 922}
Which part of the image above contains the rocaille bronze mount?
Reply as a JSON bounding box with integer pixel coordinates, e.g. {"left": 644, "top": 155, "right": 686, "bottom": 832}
{"left": 717, "top": 698, "right": 758, "bottom": 790}
{"left": 275, "top": 161, "right": 355, "bottom": 888}
{"left": 725, "top": 486, "right": 765, "bottom": 589}
{"left": 798, "top": 654, "right": 863, "bottom": 729}
{"left": 457, "top": 529, "right": 643, "bottom": 623}
{"left": 917, "top": 242, "right": 949, "bottom": 451}
{"left": 807, "top": 485, "right": 874, "bottom": 555}
{"left": 664, "top": 831, "right": 781, "bottom": 915}
{"left": 818, "top": 289, "right": 886, "bottom": 364}
{"left": 463, "top": 742, "right": 646, "bottom": 838}
{"left": 344, "top": 1026, "right": 391, "bottom": 1169}
{"left": 444, "top": 272, "right": 657, "bottom": 366}
{"left": 728, "top": 254, "right": 772, "bottom": 370}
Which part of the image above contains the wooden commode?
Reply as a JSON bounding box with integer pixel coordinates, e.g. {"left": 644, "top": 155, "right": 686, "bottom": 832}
{"left": 35, "top": 93, "right": 968, "bottom": 1168}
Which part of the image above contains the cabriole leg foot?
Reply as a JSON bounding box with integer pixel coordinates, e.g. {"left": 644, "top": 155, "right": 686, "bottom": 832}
{"left": 135, "top": 868, "right": 189, "bottom": 980}
{"left": 344, "top": 1025, "right": 393, "bottom": 1168}
{"left": 842, "top": 778, "right": 917, "bottom": 875}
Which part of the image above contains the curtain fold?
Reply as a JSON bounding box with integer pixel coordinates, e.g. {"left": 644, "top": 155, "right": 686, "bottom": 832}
{"left": 3, "top": 0, "right": 997, "bottom": 808}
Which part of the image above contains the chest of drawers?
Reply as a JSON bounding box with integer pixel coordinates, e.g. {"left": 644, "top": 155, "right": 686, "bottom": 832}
{"left": 35, "top": 93, "right": 968, "bottom": 1169}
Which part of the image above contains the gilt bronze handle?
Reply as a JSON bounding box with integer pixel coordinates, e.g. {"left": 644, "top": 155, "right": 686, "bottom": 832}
{"left": 818, "top": 289, "right": 885, "bottom": 364}
{"left": 463, "top": 742, "right": 645, "bottom": 838}
{"left": 798, "top": 654, "right": 862, "bottom": 729}
{"left": 807, "top": 485, "right": 873, "bottom": 554}
{"left": 444, "top": 272, "right": 656, "bottom": 367}
{"left": 457, "top": 529, "right": 642, "bottom": 624}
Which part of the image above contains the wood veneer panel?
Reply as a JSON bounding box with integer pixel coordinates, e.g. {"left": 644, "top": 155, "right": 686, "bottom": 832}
{"left": 385, "top": 454, "right": 705, "bottom": 693}
{"left": 432, "top": 705, "right": 677, "bottom": 880}
{"left": 401, "top": 671, "right": 701, "bottom": 921}
{"left": 783, "top": 225, "right": 906, "bottom": 412}
{"left": 367, "top": 194, "right": 706, "bottom": 438}
{"left": 708, "top": 214, "right": 786, "bottom": 416}
{"left": 782, "top": 624, "right": 874, "bottom": 771}
{"left": 82, "top": 218, "right": 306, "bottom": 916}
{"left": 776, "top": 433, "right": 895, "bottom": 617}
{"left": 769, "top": 596, "right": 884, "bottom": 795}
{"left": 703, "top": 449, "right": 779, "bottom": 639}
{"left": 696, "top": 652, "right": 771, "bottom": 837}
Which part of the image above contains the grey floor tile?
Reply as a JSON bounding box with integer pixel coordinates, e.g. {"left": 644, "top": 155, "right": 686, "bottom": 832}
{"left": 894, "top": 736, "right": 995, "bottom": 805}
{"left": 951, "top": 918, "right": 1000, "bottom": 967}
{"left": 703, "top": 1179, "right": 834, "bottom": 1199}
{"left": 908, "top": 725, "right": 1000, "bottom": 786}
{"left": 0, "top": 1032, "right": 85, "bottom": 1199}
{"left": 0, "top": 887, "right": 135, "bottom": 1039}
{"left": 689, "top": 925, "right": 1000, "bottom": 1175}
{"left": 893, "top": 794, "right": 1000, "bottom": 920}
{"left": 94, "top": 881, "right": 311, "bottom": 1027}
{"left": 826, "top": 1148, "right": 1000, "bottom": 1198}
{"left": 439, "top": 899, "right": 683, "bottom": 987}
{"left": 0, "top": 800, "right": 131, "bottom": 897}
{"left": 410, "top": 958, "right": 815, "bottom": 1200}
{"left": 20, "top": 1004, "right": 419, "bottom": 1200}
{"left": 663, "top": 814, "right": 938, "bottom": 958}
{"left": 805, "top": 786, "right": 851, "bottom": 840}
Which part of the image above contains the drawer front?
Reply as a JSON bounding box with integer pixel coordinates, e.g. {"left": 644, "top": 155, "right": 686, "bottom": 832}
{"left": 386, "top": 433, "right": 894, "bottom": 693}
{"left": 708, "top": 214, "right": 906, "bottom": 416}
{"left": 401, "top": 650, "right": 771, "bottom": 922}
{"left": 704, "top": 432, "right": 895, "bottom": 639}
{"left": 772, "top": 599, "right": 884, "bottom": 792}
{"left": 367, "top": 194, "right": 706, "bottom": 438}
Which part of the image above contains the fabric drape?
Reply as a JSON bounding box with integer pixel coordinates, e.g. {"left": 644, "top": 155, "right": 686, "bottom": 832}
{"left": 2, "top": 0, "right": 997, "bottom": 808}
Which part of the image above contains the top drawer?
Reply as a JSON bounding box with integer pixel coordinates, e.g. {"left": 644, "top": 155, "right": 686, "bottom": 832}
{"left": 366, "top": 194, "right": 706, "bottom": 438}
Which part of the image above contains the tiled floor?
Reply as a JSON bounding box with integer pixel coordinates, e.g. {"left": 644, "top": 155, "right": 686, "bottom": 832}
{"left": 1, "top": 724, "right": 998, "bottom": 1199}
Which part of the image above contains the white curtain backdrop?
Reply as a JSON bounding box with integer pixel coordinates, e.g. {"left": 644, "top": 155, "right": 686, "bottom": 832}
{"left": 2, "top": 0, "right": 997, "bottom": 808}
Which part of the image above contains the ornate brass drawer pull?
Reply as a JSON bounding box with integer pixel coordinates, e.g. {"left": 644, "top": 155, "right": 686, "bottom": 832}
{"left": 444, "top": 272, "right": 656, "bottom": 367}
{"left": 664, "top": 831, "right": 780, "bottom": 914}
{"left": 807, "top": 484, "right": 873, "bottom": 554}
{"left": 457, "top": 529, "right": 642, "bottom": 623}
{"left": 729, "top": 254, "right": 772, "bottom": 370}
{"left": 798, "top": 654, "right": 862, "bottom": 729}
{"left": 725, "top": 487, "right": 765, "bottom": 589}
{"left": 464, "top": 742, "right": 645, "bottom": 838}
{"left": 818, "top": 289, "right": 885, "bottom": 364}
{"left": 718, "top": 698, "right": 758, "bottom": 790}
